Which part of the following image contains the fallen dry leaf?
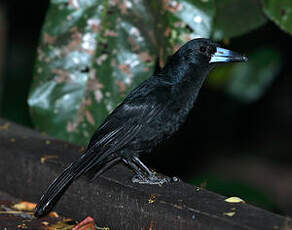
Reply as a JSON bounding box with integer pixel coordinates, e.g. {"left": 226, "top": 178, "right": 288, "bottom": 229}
{"left": 12, "top": 201, "right": 36, "bottom": 211}
{"left": 73, "top": 216, "right": 96, "bottom": 230}
{"left": 223, "top": 212, "right": 236, "bottom": 217}
{"left": 148, "top": 194, "right": 156, "bottom": 204}
{"left": 0, "top": 210, "right": 33, "bottom": 215}
{"left": 224, "top": 197, "right": 245, "bottom": 204}
{"left": 42, "top": 221, "right": 49, "bottom": 226}
{"left": 45, "top": 218, "right": 75, "bottom": 230}
{"left": 17, "top": 223, "right": 28, "bottom": 229}
{"left": 41, "top": 155, "right": 58, "bottom": 164}
{"left": 48, "top": 211, "right": 59, "bottom": 218}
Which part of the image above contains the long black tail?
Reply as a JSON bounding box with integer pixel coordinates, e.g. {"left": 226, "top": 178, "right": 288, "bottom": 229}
{"left": 34, "top": 148, "right": 112, "bottom": 217}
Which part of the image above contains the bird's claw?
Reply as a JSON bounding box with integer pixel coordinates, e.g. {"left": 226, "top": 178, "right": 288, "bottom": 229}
{"left": 171, "top": 176, "right": 180, "bottom": 183}
{"left": 131, "top": 174, "right": 174, "bottom": 185}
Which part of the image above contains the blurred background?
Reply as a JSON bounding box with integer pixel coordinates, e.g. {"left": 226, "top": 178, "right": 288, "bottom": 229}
{"left": 0, "top": 0, "right": 292, "bottom": 216}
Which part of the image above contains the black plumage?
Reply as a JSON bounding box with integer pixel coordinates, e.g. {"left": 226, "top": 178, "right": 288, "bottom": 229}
{"left": 35, "top": 38, "right": 247, "bottom": 217}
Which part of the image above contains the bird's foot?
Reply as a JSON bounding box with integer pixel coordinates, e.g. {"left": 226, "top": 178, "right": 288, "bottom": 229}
{"left": 131, "top": 174, "right": 174, "bottom": 185}
{"left": 124, "top": 156, "right": 180, "bottom": 185}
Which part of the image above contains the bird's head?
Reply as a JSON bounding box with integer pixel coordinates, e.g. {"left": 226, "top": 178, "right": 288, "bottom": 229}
{"left": 160, "top": 38, "right": 247, "bottom": 84}
{"left": 174, "top": 38, "right": 247, "bottom": 70}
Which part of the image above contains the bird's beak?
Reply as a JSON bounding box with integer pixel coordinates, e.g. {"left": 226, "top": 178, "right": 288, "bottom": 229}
{"left": 209, "top": 47, "right": 248, "bottom": 63}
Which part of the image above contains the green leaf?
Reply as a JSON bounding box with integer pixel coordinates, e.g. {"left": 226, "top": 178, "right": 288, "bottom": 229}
{"left": 28, "top": 0, "right": 216, "bottom": 146}
{"left": 263, "top": 0, "right": 292, "bottom": 35}
{"left": 212, "top": 0, "right": 267, "bottom": 40}
{"left": 148, "top": 0, "right": 215, "bottom": 65}
{"left": 166, "top": 0, "right": 215, "bottom": 45}
{"left": 29, "top": 0, "right": 159, "bottom": 145}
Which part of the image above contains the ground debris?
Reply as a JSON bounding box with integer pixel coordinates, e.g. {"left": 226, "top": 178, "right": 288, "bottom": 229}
{"left": 0, "top": 200, "right": 110, "bottom": 230}
{"left": 41, "top": 155, "right": 59, "bottom": 164}
{"left": 12, "top": 201, "right": 36, "bottom": 211}
{"left": 72, "top": 216, "right": 96, "bottom": 230}
{"left": 224, "top": 197, "right": 245, "bottom": 204}
{"left": 148, "top": 194, "right": 157, "bottom": 204}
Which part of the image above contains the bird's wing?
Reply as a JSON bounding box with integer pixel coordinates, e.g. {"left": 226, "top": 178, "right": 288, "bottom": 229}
{"left": 86, "top": 81, "right": 170, "bottom": 156}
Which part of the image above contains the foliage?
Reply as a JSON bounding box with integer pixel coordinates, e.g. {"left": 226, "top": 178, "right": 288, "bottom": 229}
{"left": 212, "top": 0, "right": 267, "bottom": 40}
{"left": 263, "top": 0, "right": 292, "bottom": 35}
{"left": 28, "top": 0, "right": 291, "bottom": 145}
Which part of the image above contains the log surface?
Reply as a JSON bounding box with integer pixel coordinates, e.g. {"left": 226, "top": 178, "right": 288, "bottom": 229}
{"left": 0, "top": 118, "right": 291, "bottom": 230}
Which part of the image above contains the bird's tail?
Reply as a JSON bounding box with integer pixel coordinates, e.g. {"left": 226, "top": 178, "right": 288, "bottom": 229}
{"left": 34, "top": 148, "right": 111, "bottom": 217}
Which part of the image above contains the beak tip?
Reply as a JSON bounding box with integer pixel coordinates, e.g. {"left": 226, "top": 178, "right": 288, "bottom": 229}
{"left": 242, "top": 56, "right": 248, "bottom": 62}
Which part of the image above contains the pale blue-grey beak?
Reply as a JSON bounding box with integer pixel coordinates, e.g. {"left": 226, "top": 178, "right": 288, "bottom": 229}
{"left": 209, "top": 47, "right": 248, "bottom": 63}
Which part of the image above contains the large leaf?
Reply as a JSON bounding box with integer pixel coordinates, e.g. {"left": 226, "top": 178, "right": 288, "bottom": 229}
{"left": 28, "top": 0, "right": 215, "bottom": 146}
{"left": 29, "top": 0, "right": 159, "bottom": 145}
{"left": 263, "top": 0, "right": 292, "bottom": 35}
{"left": 212, "top": 0, "right": 267, "bottom": 40}
{"left": 166, "top": 0, "right": 215, "bottom": 47}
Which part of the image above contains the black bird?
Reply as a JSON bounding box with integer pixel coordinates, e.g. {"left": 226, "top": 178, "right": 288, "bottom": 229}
{"left": 35, "top": 38, "right": 247, "bottom": 217}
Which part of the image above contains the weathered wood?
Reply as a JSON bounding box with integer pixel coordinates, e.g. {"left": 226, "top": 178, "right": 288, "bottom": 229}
{"left": 0, "top": 118, "right": 291, "bottom": 230}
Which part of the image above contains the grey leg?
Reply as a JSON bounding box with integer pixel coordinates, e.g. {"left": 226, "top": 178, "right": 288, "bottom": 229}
{"left": 122, "top": 158, "right": 145, "bottom": 178}
{"left": 132, "top": 156, "right": 154, "bottom": 176}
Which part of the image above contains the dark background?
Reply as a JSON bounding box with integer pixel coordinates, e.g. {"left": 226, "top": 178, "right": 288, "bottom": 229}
{"left": 0, "top": 0, "right": 292, "bottom": 216}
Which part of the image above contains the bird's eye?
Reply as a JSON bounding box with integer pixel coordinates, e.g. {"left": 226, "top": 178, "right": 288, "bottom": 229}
{"left": 200, "top": 46, "right": 206, "bottom": 53}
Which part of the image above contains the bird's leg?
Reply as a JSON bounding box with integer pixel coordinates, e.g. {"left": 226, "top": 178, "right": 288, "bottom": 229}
{"left": 132, "top": 156, "right": 171, "bottom": 184}
{"left": 123, "top": 157, "right": 170, "bottom": 185}
{"left": 122, "top": 158, "right": 147, "bottom": 181}
{"left": 132, "top": 157, "right": 180, "bottom": 184}
{"left": 132, "top": 156, "right": 155, "bottom": 176}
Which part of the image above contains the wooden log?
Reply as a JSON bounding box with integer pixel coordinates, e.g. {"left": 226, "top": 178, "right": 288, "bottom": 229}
{"left": 0, "top": 118, "right": 291, "bottom": 230}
